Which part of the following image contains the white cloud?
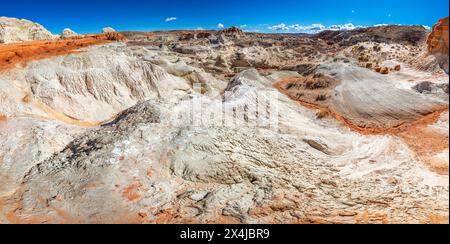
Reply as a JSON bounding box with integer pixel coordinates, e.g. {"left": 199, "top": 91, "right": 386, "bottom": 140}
{"left": 374, "top": 24, "right": 388, "bottom": 27}
{"left": 268, "top": 23, "right": 290, "bottom": 31}
{"left": 328, "top": 23, "right": 365, "bottom": 31}
{"left": 240, "top": 25, "right": 248, "bottom": 28}
{"left": 268, "top": 23, "right": 365, "bottom": 33}
{"left": 196, "top": 27, "right": 205, "bottom": 30}
{"left": 165, "top": 17, "right": 177, "bottom": 22}
{"left": 423, "top": 25, "right": 431, "bottom": 30}
{"left": 289, "top": 23, "right": 326, "bottom": 32}
{"left": 217, "top": 23, "right": 225, "bottom": 29}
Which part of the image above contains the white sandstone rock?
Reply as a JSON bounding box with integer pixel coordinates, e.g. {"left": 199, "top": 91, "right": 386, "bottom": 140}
{"left": 60, "top": 28, "right": 78, "bottom": 39}
{"left": 0, "top": 17, "right": 55, "bottom": 43}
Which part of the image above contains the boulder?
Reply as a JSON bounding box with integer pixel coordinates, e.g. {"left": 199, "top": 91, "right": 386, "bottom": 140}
{"left": 60, "top": 28, "right": 78, "bottom": 39}
{"left": 380, "top": 67, "right": 390, "bottom": 75}
{"left": 0, "top": 17, "right": 55, "bottom": 43}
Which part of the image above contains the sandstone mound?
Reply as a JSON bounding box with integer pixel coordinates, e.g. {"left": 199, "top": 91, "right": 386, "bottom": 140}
{"left": 60, "top": 28, "right": 78, "bottom": 39}
{"left": 274, "top": 74, "right": 341, "bottom": 108}
{"left": 427, "top": 17, "right": 449, "bottom": 74}
{"left": 319, "top": 63, "right": 447, "bottom": 133}
{"left": 102, "top": 27, "right": 117, "bottom": 33}
{"left": 0, "top": 17, "right": 55, "bottom": 44}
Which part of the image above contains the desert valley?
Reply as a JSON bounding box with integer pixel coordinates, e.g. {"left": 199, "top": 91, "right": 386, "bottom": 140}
{"left": 0, "top": 15, "right": 449, "bottom": 224}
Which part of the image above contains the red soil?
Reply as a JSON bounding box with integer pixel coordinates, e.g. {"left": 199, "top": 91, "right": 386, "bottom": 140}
{"left": 398, "top": 124, "right": 449, "bottom": 175}
{"left": 427, "top": 17, "right": 449, "bottom": 55}
{"left": 0, "top": 34, "right": 116, "bottom": 73}
{"left": 122, "top": 181, "right": 143, "bottom": 202}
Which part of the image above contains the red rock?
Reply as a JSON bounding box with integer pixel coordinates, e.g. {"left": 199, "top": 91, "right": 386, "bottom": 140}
{"left": 219, "top": 26, "right": 244, "bottom": 35}
{"left": 105, "top": 32, "right": 125, "bottom": 41}
{"left": 394, "top": 64, "right": 401, "bottom": 71}
{"left": 427, "top": 17, "right": 449, "bottom": 74}
{"left": 380, "top": 67, "right": 390, "bottom": 75}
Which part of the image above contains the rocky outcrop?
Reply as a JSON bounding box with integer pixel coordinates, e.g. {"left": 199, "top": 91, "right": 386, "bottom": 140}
{"left": 60, "top": 28, "right": 78, "bottom": 39}
{"left": 0, "top": 17, "right": 55, "bottom": 43}
{"left": 427, "top": 17, "right": 449, "bottom": 74}
{"left": 105, "top": 31, "right": 125, "bottom": 41}
{"left": 102, "top": 27, "right": 117, "bottom": 33}
{"left": 101, "top": 27, "right": 125, "bottom": 41}
{"left": 219, "top": 26, "right": 244, "bottom": 35}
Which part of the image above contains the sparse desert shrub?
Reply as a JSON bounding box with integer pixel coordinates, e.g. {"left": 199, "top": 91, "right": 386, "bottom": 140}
{"left": 316, "top": 94, "right": 327, "bottom": 102}
{"left": 366, "top": 62, "right": 373, "bottom": 69}
{"left": 316, "top": 108, "right": 330, "bottom": 119}
{"left": 394, "top": 64, "right": 401, "bottom": 71}
{"left": 358, "top": 54, "right": 369, "bottom": 62}
{"left": 373, "top": 44, "right": 381, "bottom": 52}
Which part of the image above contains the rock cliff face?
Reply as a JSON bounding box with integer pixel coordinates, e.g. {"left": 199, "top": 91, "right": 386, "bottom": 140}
{"left": 427, "top": 17, "right": 449, "bottom": 74}
{"left": 0, "top": 17, "right": 55, "bottom": 43}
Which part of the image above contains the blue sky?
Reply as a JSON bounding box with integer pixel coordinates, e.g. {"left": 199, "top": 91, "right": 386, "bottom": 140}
{"left": 1, "top": 0, "right": 449, "bottom": 34}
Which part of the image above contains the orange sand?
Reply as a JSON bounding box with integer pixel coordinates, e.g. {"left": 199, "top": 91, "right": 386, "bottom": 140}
{"left": 0, "top": 35, "right": 113, "bottom": 73}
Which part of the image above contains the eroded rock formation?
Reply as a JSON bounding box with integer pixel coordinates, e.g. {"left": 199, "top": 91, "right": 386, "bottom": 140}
{"left": 60, "top": 28, "right": 78, "bottom": 39}
{"left": 427, "top": 17, "right": 449, "bottom": 74}
{"left": 0, "top": 17, "right": 55, "bottom": 43}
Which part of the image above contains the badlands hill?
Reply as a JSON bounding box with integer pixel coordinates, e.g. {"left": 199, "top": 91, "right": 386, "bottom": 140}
{"left": 0, "top": 18, "right": 448, "bottom": 224}
{"left": 0, "top": 17, "right": 56, "bottom": 43}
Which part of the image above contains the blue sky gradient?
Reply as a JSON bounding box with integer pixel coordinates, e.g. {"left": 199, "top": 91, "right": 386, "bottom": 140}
{"left": 1, "top": 0, "right": 449, "bottom": 34}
